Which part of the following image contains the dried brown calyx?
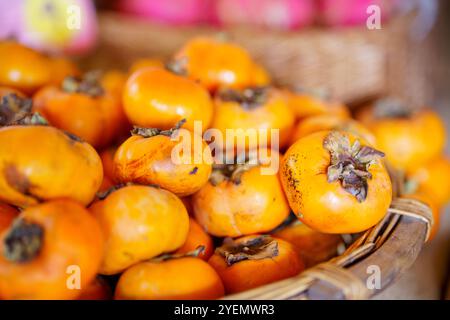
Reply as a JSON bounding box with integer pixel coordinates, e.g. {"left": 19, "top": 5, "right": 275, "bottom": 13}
{"left": 150, "top": 246, "right": 205, "bottom": 263}
{"left": 218, "top": 86, "right": 269, "bottom": 110}
{"left": 3, "top": 218, "right": 44, "bottom": 263}
{"left": 62, "top": 71, "right": 104, "bottom": 97}
{"left": 324, "top": 131, "right": 385, "bottom": 202}
{"left": 216, "top": 236, "right": 279, "bottom": 266}
{"left": 0, "top": 94, "right": 48, "bottom": 126}
{"left": 165, "top": 57, "right": 188, "bottom": 76}
{"left": 210, "top": 155, "right": 259, "bottom": 186}
{"left": 131, "top": 118, "right": 186, "bottom": 138}
{"left": 373, "top": 98, "right": 413, "bottom": 119}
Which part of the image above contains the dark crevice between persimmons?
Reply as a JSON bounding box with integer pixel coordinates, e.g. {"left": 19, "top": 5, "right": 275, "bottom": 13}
{"left": 62, "top": 70, "right": 104, "bottom": 98}
{"left": 217, "top": 236, "right": 279, "bottom": 266}
{"left": 3, "top": 218, "right": 44, "bottom": 263}
{"left": 150, "top": 245, "right": 205, "bottom": 263}
{"left": 96, "top": 182, "right": 160, "bottom": 200}
{"left": 218, "top": 86, "right": 269, "bottom": 110}
{"left": 0, "top": 94, "right": 48, "bottom": 126}
{"left": 131, "top": 118, "right": 186, "bottom": 138}
{"left": 324, "top": 131, "right": 385, "bottom": 202}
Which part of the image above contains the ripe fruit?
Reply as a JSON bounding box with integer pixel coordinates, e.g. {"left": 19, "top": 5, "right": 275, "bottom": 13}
{"left": 175, "top": 217, "right": 214, "bottom": 260}
{"left": 114, "top": 122, "right": 212, "bottom": 197}
{"left": 123, "top": 67, "right": 213, "bottom": 131}
{"left": 90, "top": 185, "right": 189, "bottom": 275}
{"left": 0, "top": 202, "right": 19, "bottom": 232}
{"left": 193, "top": 151, "right": 289, "bottom": 237}
{"left": 0, "top": 125, "right": 103, "bottom": 208}
{"left": 281, "top": 130, "right": 392, "bottom": 233}
{"left": 115, "top": 256, "right": 225, "bottom": 300}
{"left": 0, "top": 200, "right": 103, "bottom": 299}
{"left": 208, "top": 235, "right": 303, "bottom": 294}
{"left": 212, "top": 86, "right": 295, "bottom": 149}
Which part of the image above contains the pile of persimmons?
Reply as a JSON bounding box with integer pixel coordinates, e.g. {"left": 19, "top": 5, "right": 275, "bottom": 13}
{"left": 0, "top": 37, "right": 448, "bottom": 300}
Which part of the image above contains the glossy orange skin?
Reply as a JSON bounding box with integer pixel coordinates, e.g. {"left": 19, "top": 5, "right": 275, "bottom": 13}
{"left": 290, "top": 114, "right": 376, "bottom": 146}
{"left": 100, "top": 146, "right": 117, "bottom": 182}
{"left": 114, "top": 130, "right": 212, "bottom": 197}
{"left": 193, "top": 157, "right": 290, "bottom": 237}
{"left": 115, "top": 257, "right": 225, "bottom": 300}
{"left": 48, "top": 57, "right": 80, "bottom": 86}
{"left": 357, "top": 108, "right": 446, "bottom": 172}
{"left": 77, "top": 277, "right": 112, "bottom": 300}
{"left": 0, "top": 125, "right": 103, "bottom": 208}
{"left": 251, "top": 63, "right": 271, "bottom": 86}
{"left": 175, "top": 217, "right": 214, "bottom": 260}
{"left": 100, "top": 70, "right": 128, "bottom": 100}
{"left": 0, "top": 42, "right": 51, "bottom": 94}
{"left": 406, "top": 157, "right": 450, "bottom": 206}
{"left": 287, "top": 91, "right": 350, "bottom": 120}
{"left": 128, "top": 58, "right": 164, "bottom": 74}
{"left": 33, "top": 85, "right": 124, "bottom": 149}
{"left": 174, "top": 37, "right": 256, "bottom": 91}
{"left": 0, "top": 202, "right": 19, "bottom": 232}
{"left": 404, "top": 192, "right": 440, "bottom": 241}
{"left": 90, "top": 185, "right": 189, "bottom": 275}
{"left": 208, "top": 235, "right": 303, "bottom": 294}
{"left": 212, "top": 88, "right": 295, "bottom": 150}
{"left": 281, "top": 131, "right": 392, "bottom": 234}
{"left": 273, "top": 221, "right": 342, "bottom": 267}
{"left": 123, "top": 68, "right": 213, "bottom": 131}
{"left": 0, "top": 200, "right": 104, "bottom": 300}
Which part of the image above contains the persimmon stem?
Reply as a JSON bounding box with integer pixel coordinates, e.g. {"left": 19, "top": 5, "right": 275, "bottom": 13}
{"left": 62, "top": 71, "right": 104, "bottom": 97}
{"left": 216, "top": 236, "right": 279, "bottom": 266}
{"left": 210, "top": 161, "right": 258, "bottom": 186}
{"left": 131, "top": 118, "right": 187, "bottom": 138}
{"left": 324, "top": 131, "right": 385, "bottom": 202}
{"left": 3, "top": 219, "right": 44, "bottom": 263}
{"left": 0, "top": 94, "right": 47, "bottom": 126}
{"left": 218, "top": 86, "right": 268, "bottom": 110}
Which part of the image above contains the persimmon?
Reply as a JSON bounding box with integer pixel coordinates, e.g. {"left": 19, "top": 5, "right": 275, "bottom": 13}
{"left": 403, "top": 192, "right": 440, "bottom": 241}
{"left": 123, "top": 67, "right": 213, "bottom": 131}
{"left": 33, "top": 72, "right": 126, "bottom": 148}
{"left": 128, "top": 58, "right": 164, "bottom": 74}
{"left": 251, "top": 63, "right": 271, "bottom": 86}
{"left": 356, "top": 100, "right": 446, "bottom": 171}
{"left": 100, "top": 70, "right": 128, "bottom": 100}
{"left": 0, "top": 202, "right": 19, "bottom": 233}
{"left": 77, "top": 277, "right": 112, "bottom": 300}
{"left": 281, "top": 130, "right": 392, "bottom": 234}
{"left": 193, "top": 150, "right": 289, "bottom": 237}
{"left": 115, "top": 254, "right": 224, "bottom": 300}
{"left": 290, "top": 114, "right": 376, "bottom": 146}
{"left": 114, "top": 121, "right": 212, "bottom": 197}
{"left": 100, "top": 146, "right": 118, "bottom": 183}
{"left": 0, "top": 199, "right": 103, "bottom": 299}
{"left": 286, "top": 89, "right": 350, "bottom": 120}
{"left": 208, "top": 235, "right": 303, "bottom": 294}
{"left": 0, "top": 41, "right": 52, "bottom": 94}
{"left": 0, "top": 125, "right": 103, "bottom": 208}
{"left": 406, "top": 156, "right": 450, "bottom": 207}
{"left": 90, "top": 185, "right": 189, "bottom": 275}
{"left": 176, "top": 217, "right": 214, "bottom": 260}
{"left": 48, "top": 57, "right": 80, "bottom": 86}
{"left": 273, "top": 219, "right": 342, "bottom": 267}
{"left": 212, "top": 86, "right": 295, "bottom": 149}
{"left": 172, "top": 37, "right": 256, "bottom": 91}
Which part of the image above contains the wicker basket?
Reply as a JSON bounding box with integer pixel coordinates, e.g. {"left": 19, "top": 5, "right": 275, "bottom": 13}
{"left": 81, "top": 12, "right": 432, "bottom": 106}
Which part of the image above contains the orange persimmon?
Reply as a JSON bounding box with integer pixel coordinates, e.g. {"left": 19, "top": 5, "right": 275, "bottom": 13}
{"left": 114, "top": 122, "right": 212, "bottom": 197}
{"left": 193, "top": 150, "right": 290, "bottom": 237}
{"left": 0, "top": 199, "right": 104, "bottom": 299}
{"left": 90, "top": 185, "right": 189, "bottom": 275}
{"left": 281, "top": 130, "right": 392, "bottom": 234}
{"left": 115, "top": 256, "right": 224, "bottom": 300}
{"left": 356, "top": 100, "right": 446, "bottom": 172}
{"left": 100, "top": 146, "right": 117, "bottom": 183}
{"left": 290, "top": 114, "right": 376, "bottom": 146}
{"left": 172, "top": 37, "right": 256, "bottom": 91}
{"left": 406, "top": 156, "right": 450, "bottom": 207}
{"left": 123, "top": 68, "right": 213, "bottom": 131}
{"left": 77, "top": 277, "right": 112, "bottom": 300}
{"left": 176, "top": 217, "right": 214, "bottom": 260}
{"left": 273, "top": 220, "right": 342, "bottom": 267}
{"left": 212, "top": 86, "right": 295, "bottom": 150}
{"left": 0, "top": 125, "right": 103, "bottom": 208}
{"left": 0, "top": 41, "right": 52, "bottom": 94}
{"left": 48, "top": 57, "right": 80, "bottom": 86}
{"left": 128, "top": 58, "right": 164, "bottom": 74}
{"left": 33, "top": 72, "right": 126, "bottom": 148}
{"left": 208, "top": 235, "right": 303, "bottom": 294}
{"left": 0, "top": 202, "right": 19, "bottom": 232}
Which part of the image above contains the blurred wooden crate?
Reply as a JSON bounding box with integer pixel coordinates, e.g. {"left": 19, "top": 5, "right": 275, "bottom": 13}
{"left": 82, "top": 12, "right": 433, "bottom": 106}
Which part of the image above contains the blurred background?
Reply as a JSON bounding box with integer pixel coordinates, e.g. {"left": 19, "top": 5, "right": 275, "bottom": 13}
{"left": 0, "top": 0, "right": 449, "bottom": 299}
